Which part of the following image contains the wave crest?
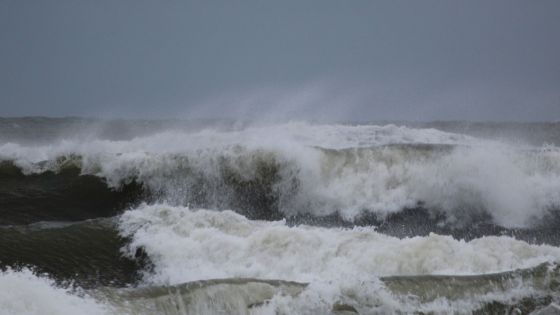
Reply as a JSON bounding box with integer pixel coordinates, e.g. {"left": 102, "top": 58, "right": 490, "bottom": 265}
{"left": 1, "top": 123, "right": 560, "bottom": 228}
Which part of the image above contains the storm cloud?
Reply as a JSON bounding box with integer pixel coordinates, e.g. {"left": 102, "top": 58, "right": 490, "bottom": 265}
{"left": 1, "top": 0, "right": 559, "bottom": 121}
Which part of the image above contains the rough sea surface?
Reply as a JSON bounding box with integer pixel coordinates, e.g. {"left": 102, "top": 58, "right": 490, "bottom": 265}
{"left": 1, "top": 118, "right": 560, "bottom": 314}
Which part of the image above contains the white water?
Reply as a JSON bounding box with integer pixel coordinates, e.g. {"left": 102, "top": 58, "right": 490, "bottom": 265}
{"left": 1, "top": 122, "right": 560, "bottom": 227}
{"left": 3, "top": 202, "right": 558, "bottom": 315}
{"left": 119, "top": 204, "right": 560, "bottom": 284}
{"left": 2, "top": 123, "right": 560, "bottom": 313}
{"left": 117, "top": 204, "right": 560, "bottom": 314}
{"left": 0, "top": 268, "right": 109, "bottom": 315}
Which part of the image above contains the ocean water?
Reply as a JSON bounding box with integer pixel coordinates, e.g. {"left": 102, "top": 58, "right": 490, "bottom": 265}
{"left": 1, "top": 118, "right": 560, "bottom": 314}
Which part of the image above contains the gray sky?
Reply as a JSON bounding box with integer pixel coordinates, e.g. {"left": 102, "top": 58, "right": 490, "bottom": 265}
{"left": 1, "top": 0, "right": 559, "bottom": 121}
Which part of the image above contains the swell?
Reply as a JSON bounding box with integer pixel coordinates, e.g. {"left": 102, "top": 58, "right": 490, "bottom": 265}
{"left": 2, "top": 203, "right": 560, "bottom": 314}
{"left": 3, "top": 262, "right": 558, "bottom": 315}
{"left": 0, "top": 161, "right": 143, "bottom": 225}
{"left": 118, "top": 205, "right": 560, "bottom": 287}
{"left": 2, "top": 139, "right": 560, "bottom": 228}
{"left": 2, "top": 141, "right": 560, "bottom": 232}
{"left": 100, "top": 263, "right": 560, "bottom": 314}
{"left": 0, "top": 218, "right": 148, "bottom": 287}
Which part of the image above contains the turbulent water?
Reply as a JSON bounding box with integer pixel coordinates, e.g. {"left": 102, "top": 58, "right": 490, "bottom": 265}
{"left": 1, "top": 118, "right": 560, "bottom": 314}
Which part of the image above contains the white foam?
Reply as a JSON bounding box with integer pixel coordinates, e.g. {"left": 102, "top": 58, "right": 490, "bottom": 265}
{"left": 2, "top": 122, "right": 560, "bottom": 227}
{"left": 119, "top": 204, "right": 560, "bottom": 285}
{"left": 119, "top": 204, "right": 560, "bottom": 314}
{"left": 0, "top": 269, "right": 110, "bottom": 315}
{"left": 411, "top": 145, "right": 560, "bottom": 227}
{"left": 253, "top": 279, "right": 543, "bottom": 315}
{"left": 3, "top": 123, "right": 560, "bottom": 314}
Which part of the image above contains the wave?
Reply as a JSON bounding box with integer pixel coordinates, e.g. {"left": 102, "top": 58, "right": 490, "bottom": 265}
{"left": 1, "top": 123, "right": 560, "bottom": 228}
{"left": 1, "top": 201, "right": 559, "bottom": 314}
{"left": 0, "top": 218, "right": 147, "bottom": 287}
{"left": 3, "top": 204, "right": 560, "bottom": 311}
{"left": 0, "top": 205, "right": 557, "bottom": 296}
{"left": 0, "top": 160, "right": 142, "bottom": 225}
{"left": 2, "top": 203, "right": 560, "bottom": 297}
{"left": 104, "top": 278, "right": 308, "bottom": 315}
{"left": 0, "top": 268, "right": 109, "bottom": 315}
{"left": 4, "top": 121, "right": 560, "bottom": 314}
{"left": 100, "top": 262, "right": 560, "bottom": 314}
{"left": 4, "top": 264, "right": 558, "bottom": 315}
{"left": 113, "top": 204, "right": 560, "bottom": 313}
{"left": 118, "top": 204, "right": 560, "bottom": 285}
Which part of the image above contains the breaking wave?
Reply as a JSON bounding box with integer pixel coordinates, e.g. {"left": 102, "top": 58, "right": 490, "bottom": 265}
{"left": 3, "top": 121, "right": 560, "bottom": 314}
{"left": 119, "top": 204, "right": 560, "bottom": 285}
{"left": 3, "top": 203, "right": 560, "bottom": 315}
{"left": 1, "top": 123, "right": 559, "bottom": 228}
{"left": 0, "top": 268, "right": 109, "bottom": 315}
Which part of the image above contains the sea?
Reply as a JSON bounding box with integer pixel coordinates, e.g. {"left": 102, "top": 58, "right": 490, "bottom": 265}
{"left": 1, "top": 117, "right": 560, "bottom": 314}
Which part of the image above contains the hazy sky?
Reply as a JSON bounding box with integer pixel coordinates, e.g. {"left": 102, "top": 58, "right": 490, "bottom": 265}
{"left": 1, "top": 0, "right": 559, "bottom": 121}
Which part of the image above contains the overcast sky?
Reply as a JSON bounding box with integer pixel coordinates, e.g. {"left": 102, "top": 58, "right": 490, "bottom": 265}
{"left": 1, "top": 0, "right": 559, "bottom": 121}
